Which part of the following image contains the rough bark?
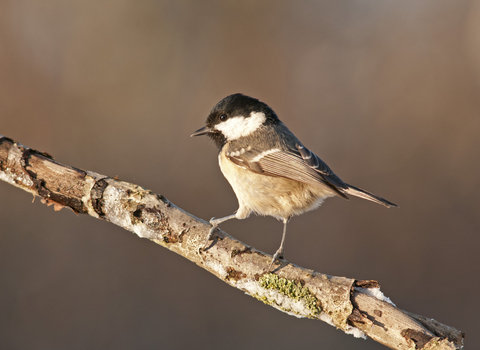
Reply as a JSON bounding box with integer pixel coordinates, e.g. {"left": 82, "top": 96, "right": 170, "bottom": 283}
{"left": 0, "top": 135, "right": 464, "bottom": 350}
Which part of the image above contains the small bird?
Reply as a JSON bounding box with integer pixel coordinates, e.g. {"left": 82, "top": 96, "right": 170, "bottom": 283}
{"left": 192, "top": 93, "right": 397, "bottom": 269}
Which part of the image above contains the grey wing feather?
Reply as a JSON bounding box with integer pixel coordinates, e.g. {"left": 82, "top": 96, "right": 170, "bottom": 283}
{"left": 296, "top": 145, "right": 348, "bottom": 190}
{"left": 295, "top": 145, "right": 397, "bottom": 207}
{"left": 226, "top": 146, "right": 349, "bottom": 199}
{"left": 227, "top": 143, "right": 397, "bottom": 208}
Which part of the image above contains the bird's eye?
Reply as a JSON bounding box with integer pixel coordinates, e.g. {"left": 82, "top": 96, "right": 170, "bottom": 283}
{"left": 220, "top": 114, "right": 227, "bottom": 121}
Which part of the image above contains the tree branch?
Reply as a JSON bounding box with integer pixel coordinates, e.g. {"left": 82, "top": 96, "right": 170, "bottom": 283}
{"left": 0, "top": 135, "right": 464, "bottom": 350}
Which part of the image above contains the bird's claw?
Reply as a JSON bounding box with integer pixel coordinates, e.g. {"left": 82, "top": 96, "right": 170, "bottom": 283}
{"left": 267, "top": 249, "right": 284, "bottom": 271}
{"left": 202, "top": 217, "right": 219, "bottom": 250}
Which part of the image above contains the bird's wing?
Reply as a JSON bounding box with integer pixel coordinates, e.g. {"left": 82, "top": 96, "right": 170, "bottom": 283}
{"left": 295, "top": 145, "right": 348, "bottom": 190}
{"left": 226, "top": 144, "right": 349, "bottom": 198}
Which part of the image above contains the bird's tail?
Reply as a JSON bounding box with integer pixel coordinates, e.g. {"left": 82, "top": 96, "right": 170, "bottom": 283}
{"left": 343, "top": 184, "right": 398, "bottom": 208}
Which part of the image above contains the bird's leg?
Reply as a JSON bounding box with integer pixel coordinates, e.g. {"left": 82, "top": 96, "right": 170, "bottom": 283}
{"left": 268, "top": 217, "right": 289, "bottom": 270}
{"left": 203, "top": 214, "right": 237, "bottom": 250}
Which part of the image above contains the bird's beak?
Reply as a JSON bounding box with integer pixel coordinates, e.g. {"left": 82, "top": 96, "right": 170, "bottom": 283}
{"left": 191, "top": 126, "right": 212, "bottom": 137}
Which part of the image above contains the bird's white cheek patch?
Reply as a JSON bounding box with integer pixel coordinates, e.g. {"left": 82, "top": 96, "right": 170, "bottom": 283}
{"left": 214, "top": 112, "right": 266, "bottom": 140}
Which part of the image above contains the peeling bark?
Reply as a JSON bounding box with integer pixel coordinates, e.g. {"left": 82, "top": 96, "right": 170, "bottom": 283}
{"left": 0, "top": 135, "right": 464, "bottom": 350}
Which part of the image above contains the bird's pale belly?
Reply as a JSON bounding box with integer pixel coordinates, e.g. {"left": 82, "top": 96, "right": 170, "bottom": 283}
{"left": 219, "top": 154, "right": 336, "bottom": 220}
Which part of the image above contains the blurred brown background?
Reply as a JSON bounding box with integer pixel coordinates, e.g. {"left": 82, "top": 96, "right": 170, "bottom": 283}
{"left": 1, "top": 1, "right": 479, "bottom": 349}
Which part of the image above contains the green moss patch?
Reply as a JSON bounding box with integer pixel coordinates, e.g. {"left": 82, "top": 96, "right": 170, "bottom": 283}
{"left": 259, "top": 274, "right": 321, "bottom": 315}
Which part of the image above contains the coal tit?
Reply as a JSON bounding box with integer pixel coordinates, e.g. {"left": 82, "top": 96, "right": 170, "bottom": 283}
{"left": 192, "top": 93, "right": 397, "bottom": 269}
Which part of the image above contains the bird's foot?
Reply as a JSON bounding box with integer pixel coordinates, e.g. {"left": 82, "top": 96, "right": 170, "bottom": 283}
{"left": 202, "top": 217, "right": 219, "bottom": 251}
{"left": 267, "top": 249, "right": 284, "bottom": 271}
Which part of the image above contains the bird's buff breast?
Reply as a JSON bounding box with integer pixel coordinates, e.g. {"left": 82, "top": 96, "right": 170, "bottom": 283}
{"left": 219, "top": 153, "right": 334, "bottom": 220}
